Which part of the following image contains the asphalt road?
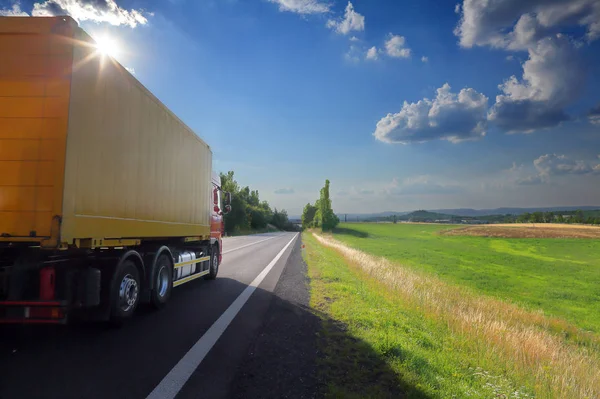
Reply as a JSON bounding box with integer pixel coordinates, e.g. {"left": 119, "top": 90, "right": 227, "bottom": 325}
{"left": 0, "top": 232, "right": 315, "bottom": 399}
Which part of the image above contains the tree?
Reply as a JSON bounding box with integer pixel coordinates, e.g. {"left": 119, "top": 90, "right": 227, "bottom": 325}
{"left": 317, "top": 180, "right": 340, "bottom": 231}
{"left": 220, "top": 171, "right": 249, "bottom": 234}
{"left": 271, "top": 208, "right": 292, "bottom": 231}
{"left": 313, "top": 199, "right": 321, "bottom": 228}
{"left": 219, "top": 170, "right": 282, "bottom": 234}
{"left": 301, "top": 203, "right": 317, "bottom": 229}
{"left": 531, "top": 212, "right": 544, "bottom": 223}
{"left": 517, "top": 212, "right": 530, "bottom": 223}
{"left": 556, "top": 214, "right": 565, "bottom": 223}
{"left": 249, "top": 205, "right": 269, "bottom": 229}
{"left": 248, "top": 190, "right": 260, "bottom": 207}
{"left": 586, "top": 216, "right": 595, "bottom": 225}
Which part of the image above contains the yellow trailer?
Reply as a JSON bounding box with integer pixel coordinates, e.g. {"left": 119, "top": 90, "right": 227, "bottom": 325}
{"left": 0, "top": 17, "right": 231, "bottom": 325}
{"left": 0, "top": 16, "right": 212, "bottom": 249}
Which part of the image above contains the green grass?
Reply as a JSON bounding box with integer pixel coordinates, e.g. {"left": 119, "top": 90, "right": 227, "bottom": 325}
{"left": 333, "top": 223, "right": 600, "bottom": 333}
{"left": 303, "top": 232, "right": 534, "bottom": 399}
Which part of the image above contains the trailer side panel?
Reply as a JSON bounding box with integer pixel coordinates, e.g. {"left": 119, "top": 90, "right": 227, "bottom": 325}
{"left": 60, "top": 28, "right": 212, "bottom": 244}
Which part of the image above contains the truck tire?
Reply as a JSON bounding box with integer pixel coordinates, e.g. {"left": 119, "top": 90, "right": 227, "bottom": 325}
{"left": 109, "top": 260, "right": 141, "bottom": 325}
{"left": 205, "top": 247, "right": 219, "bottom": 280}
{"left": 150, "top": 254, "right": 172, "bottom": 309}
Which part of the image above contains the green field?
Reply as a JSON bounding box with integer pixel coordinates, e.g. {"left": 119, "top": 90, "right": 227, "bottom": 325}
{"left": 333, "top": 223, "right": 600, "bottom": 333}
{"left": 304, "top": 233, "right": 535, "bottom": 399}
{"left": 305, "top": 224, "right": 600, "bottom": 398}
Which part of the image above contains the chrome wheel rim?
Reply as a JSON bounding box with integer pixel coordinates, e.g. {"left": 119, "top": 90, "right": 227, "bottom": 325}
{"left": 212, "top": 254, "right": 218, "bottom": 274}
{"left": 156, "top": 266, "right": 169, "bottom": 298}
{"left": 119, "top": 274, "right": 139, "bottom": 312}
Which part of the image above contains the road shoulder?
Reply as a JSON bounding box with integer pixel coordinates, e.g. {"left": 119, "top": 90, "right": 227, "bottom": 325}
{"left": 230, "top": 237, "right": 322, "bottom": 399}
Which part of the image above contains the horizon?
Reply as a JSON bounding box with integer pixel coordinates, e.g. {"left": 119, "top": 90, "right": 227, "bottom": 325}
{"left": 2, "top": 0, "right": 598, "bottom": 216}
{"left": 288, "top": 205, "right": 600, "bottom": 219}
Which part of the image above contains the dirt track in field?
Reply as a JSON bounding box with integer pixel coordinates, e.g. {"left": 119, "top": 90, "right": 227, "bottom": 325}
{"left": 442, "top": 223, "right": 600, "bottom": 239}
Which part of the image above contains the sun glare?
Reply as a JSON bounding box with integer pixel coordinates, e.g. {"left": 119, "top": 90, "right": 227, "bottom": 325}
{"left": 95, "top": 35, "right": 120, "bottom": 58}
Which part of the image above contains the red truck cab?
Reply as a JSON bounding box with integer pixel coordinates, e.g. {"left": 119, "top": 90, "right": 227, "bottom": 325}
{"left": 211, "top": 172, "right": 231, "bottom": 264}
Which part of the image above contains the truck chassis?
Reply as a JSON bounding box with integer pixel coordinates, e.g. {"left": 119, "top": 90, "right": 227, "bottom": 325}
{"left": 0, "top": 238, "right": 219, "bottom": 324}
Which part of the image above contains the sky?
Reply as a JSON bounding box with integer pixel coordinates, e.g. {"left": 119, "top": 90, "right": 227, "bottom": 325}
{"left": 1, "top": 0, "right": 599, "bottom": 215}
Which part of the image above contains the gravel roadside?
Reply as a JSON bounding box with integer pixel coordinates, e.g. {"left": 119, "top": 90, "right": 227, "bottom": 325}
{"left": 230, "top": 238, "right": 322, "bottom": 399}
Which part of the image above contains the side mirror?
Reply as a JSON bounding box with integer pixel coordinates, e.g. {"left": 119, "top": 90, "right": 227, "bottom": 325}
{"left": 225, "top": 192, "right": 232, "bottom": 205}
{"left": 214, "top": 205, "right": 220, "bottom": 213}
{"left": 224, "top": 205, "right": 232, "bottom": 214}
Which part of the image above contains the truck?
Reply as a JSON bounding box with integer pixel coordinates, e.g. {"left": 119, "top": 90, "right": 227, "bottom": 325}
{"left": 0, "top": 16, "right": 231, "bottom": 324}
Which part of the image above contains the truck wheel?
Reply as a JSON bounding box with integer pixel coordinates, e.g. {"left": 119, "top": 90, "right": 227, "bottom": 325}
{"left": 150, "top": 254, "right": 172, "bottom": 309}
{"left": 110, "top": 260, "right": 141, "bottom": 325}
{"left": 205, "top": 247, "right": 219, "bottom": 280}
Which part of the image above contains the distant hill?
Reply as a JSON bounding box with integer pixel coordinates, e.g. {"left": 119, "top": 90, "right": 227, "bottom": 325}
{"left": 430, "top": 206, "right": 600, "bottom": 217}
{"left": 335, "top": 211, "right": 410, "bottom": 221}
{"left": 399, "top": 210, "right": 455, "bottom": 221}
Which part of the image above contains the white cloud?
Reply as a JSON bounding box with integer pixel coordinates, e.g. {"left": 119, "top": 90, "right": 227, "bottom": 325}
{"left": 0, "top": 3, "right": 29, "bottom": 16}
{"left": 454, "top": 0, "right": 600, "bottom": 49}
{"left": 125, "top": 66, "right": 135, "bottom": 75}
{"left": 588, "top": 104, "right": 600, "bottom": 125}
{"left": 455, "top": 1, "right": 597, "bottom": 135}
{"left": 31, "top": 0, "right": 148, "bottom": 27}
{"left": 534, "top": 154, "right": 600, "bottom": 180}
{"left": 488, "top": 36, "right": 584, "bottom": 133}
{"left": 326, "top": 2, "right": 364, "bottom": 35}
{"left": 374, "top": 83, "right": 488, "bottom": 144}
{"left": 454, "top": 3, "right": 461, "bottom": 14}
{"left": 349, "top": 36, "right": 359, "bottom": 42}
{"left": 516, "top": 174, "right": 544, "bottom": 186}
{"left": 421, "top": 56, "right": 428, "bottom": 63}
{"left": 274, "top": 188, "right": 295, "bottom": 194}
{"left": 511, "top": 154, "right": 600, "bottom": 185}
{"left": 385, "top": 34, "right": 411, "bottom": 58}
{"left": 506, "top": 55, "right": 514, "bottom": 61}
{"left": 366, "top": 46, "right": 379, "bottom": 61}
{"left": 344, "top": 44, "right": 361, "bottom": 63}
{"left": 267, "top": 0, "right": 330, "bottom": 14}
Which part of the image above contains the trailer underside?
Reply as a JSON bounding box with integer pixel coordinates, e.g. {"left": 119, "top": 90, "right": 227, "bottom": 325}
{"left": 0, "top": 237, "right": 217, "bottom": 324}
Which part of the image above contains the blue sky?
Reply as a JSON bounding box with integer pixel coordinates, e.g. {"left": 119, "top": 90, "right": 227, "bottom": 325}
{"left": 2, "top": 0, "right": 600, "bottom": 215}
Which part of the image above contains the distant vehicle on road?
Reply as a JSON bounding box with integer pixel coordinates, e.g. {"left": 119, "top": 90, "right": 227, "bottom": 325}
{"left": 0, "top": 16, "right": 231, "bottom": 324}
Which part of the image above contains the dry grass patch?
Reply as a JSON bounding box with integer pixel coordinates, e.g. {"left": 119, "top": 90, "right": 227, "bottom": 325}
{"left": 313, "top": 233, "right": 600, "bottom": 399}
{"left": 443, "top": 223, "right": 600, "bottom": 239}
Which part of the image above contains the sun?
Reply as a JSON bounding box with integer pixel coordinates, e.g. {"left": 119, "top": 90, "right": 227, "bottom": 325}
{"left": 95, "top": 35, "right": 120, "bottom": 58}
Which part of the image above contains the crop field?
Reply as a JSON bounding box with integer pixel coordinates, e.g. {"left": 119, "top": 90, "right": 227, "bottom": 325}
{"left": 304, "top": 223, "right": 600, "bottom": 398}
{"left": 443, "top": 223, "right": 600, "bottom": 239}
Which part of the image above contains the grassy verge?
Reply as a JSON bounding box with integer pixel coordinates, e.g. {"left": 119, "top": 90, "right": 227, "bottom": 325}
{"left": 333, "top": 223, "right": 600, "bottom": 333}
{"left": 303, "top": 232, "right": 539, "bottom": 399}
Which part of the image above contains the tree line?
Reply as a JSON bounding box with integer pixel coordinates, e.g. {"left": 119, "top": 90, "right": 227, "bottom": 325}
{"left": 219, "top": 171, "right": 295, "bottom": 235}
{"left": 516, "top": 210, "right": 600, "bottom": 225}
{"left": 343, "top": 209, "right": 600, "bottom": 225}
{"left": 301, "top": 179, "right": 340, "bottom": 231}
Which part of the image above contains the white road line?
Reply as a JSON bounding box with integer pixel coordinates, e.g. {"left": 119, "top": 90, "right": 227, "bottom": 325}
{"left": 146, "top": 233, "right": 298, "bottom": 399}
{"left": 223, "top": 234, "right": 280, "bottom": 255}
